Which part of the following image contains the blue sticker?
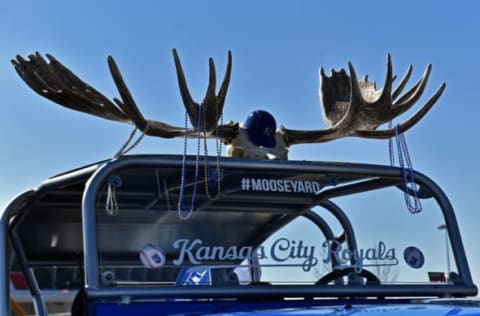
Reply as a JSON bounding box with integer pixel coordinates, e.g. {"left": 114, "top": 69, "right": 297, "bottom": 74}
{"left": 403, "top": 246, "right": 425, "bottom": 269}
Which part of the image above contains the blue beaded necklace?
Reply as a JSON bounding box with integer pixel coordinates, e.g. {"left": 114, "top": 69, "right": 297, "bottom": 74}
{"left": 178, "top": 104, "right": 203, "bottom": 220}
{"left": 388, "top": 122, "right": 422, "bottom": 214}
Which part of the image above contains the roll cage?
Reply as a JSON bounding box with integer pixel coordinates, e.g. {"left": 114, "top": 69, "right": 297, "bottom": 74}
{"left": 0, "top": 155, "right": 477, "bottom": 316}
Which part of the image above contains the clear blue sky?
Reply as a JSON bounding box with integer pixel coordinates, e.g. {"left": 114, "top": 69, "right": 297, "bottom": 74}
{"left": 0, "top": 1, "right": 479, "bottom": 288}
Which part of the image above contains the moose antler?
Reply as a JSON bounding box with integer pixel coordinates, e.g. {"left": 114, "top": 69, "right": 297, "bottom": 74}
{"left": 11, "top": 50, "right": 237, "bottom": 139}
{"left": 282, "top": 54, "right": 446, "bottom": 145}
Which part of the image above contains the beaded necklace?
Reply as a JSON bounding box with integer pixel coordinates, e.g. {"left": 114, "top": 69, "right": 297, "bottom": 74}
{"left": 203, "top": 104, "right": 223, "bottom": 200}
{"left": 178, "top": 104, "right": 203, "bottom": 220}
{"left": 388, "top": 122, "right": 422, "bottom": 214}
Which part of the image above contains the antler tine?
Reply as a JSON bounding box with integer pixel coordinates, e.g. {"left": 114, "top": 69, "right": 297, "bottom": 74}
{"left": 203, "top": 57, "right": 218, "bottom": 129}
{"left": 173, "top": 49, "right": 199, "bottom": 128}
{"left": 217, "top": 51, "right": 232, "bottom": 113}
{"left": 376, "top": 54, "right": 394, "bottom": 104}
{"left": 355, "top": 82, "right": 446, "bottom": 139}
{"left": 202, "top": 51, "right": 233, "bottom": 131}
{"left": 347, "top": 61, "right": 364, "bottom": 110}
{"left": 392, "top": 65, "right": 413, "bottom": 100}
{"left": 107, "top": 56, "right": 149, "bottom": 130}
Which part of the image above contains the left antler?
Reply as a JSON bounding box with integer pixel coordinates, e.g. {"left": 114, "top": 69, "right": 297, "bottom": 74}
{"left": 282, "top": 54, "right": 446, "bottom": 145}
{"left": 11, "top": 51, "right": 237, "bottom": 138}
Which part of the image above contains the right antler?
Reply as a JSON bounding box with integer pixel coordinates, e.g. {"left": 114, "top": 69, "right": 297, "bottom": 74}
{"left": 11, "top": 50, "right": 238, "bottom": 139}
{"left": 282, "top": 54, "right": 446, "bottom": 145}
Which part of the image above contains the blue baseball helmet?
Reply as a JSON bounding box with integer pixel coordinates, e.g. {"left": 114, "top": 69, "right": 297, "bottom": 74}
{"left": 245, "top": 110, "right": 277, "bottom": 148}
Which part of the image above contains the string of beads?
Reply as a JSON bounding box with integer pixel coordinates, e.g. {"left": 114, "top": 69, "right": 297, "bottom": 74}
{"left": 388, "top": 122, "right": 422, "bottom": 214}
